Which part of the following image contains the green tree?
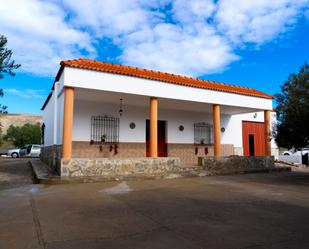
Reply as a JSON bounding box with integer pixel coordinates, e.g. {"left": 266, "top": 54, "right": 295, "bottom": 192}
{"left": 0, "top": 89, "right": 7, "bottom": 114}
{"left": 0, "top": 35, "right": 21, "bottom": 113}
{"left": 4, "top": 123, "right": 41, "bottom": 147}
{"left": 274, "top": 62, "right": 309, "bottom": 149}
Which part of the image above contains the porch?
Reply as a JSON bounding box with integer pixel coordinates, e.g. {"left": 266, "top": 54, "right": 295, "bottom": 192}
{"left": 43, "top": 87, "right": 272, "bottom": 172}
{"left": 41, "top": 58, "right": 274, "bottom": 177}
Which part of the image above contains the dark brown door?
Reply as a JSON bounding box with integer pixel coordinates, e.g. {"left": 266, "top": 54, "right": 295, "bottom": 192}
{"left": 146, "top": 120, "right": 167, "bottom": 157}
{"left": 242, "top": 121, "right": 265, "bottom": 156}
{"left": 248, "top": 134, "right": 255, "bottom": 156}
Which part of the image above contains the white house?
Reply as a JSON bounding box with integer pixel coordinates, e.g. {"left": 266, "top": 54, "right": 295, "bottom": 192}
{"left": 41, "top": 58, "right": 277, "bottom": 174}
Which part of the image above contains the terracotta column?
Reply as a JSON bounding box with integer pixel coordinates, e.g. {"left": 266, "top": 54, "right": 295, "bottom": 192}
{"left": 149, "top": 97, "right": 158, "bottom": 157}
{"left": 213, "top": 104, "right": 221, "bottom": 157}
{"left": 62, "top": 87, "right": 74, "bottom": 159}
{"left": 264, "top": 110, "right": 271, "bottom": 156}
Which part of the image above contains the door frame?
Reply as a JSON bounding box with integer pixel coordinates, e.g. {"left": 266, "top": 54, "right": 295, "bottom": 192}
{"left": 242, "top": 121, "right": 265, "bottom": 156}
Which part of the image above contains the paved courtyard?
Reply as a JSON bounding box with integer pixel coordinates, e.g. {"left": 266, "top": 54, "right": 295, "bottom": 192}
{"left": 0, "top": 159, "right": 309, "bottom": 249}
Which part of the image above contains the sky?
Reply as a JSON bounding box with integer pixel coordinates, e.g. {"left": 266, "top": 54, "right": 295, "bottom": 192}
{"left": 0, "top": 0, "right": 309, "bottom": 115}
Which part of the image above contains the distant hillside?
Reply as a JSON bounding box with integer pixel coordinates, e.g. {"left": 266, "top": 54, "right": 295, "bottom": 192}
{"left": 0, "top": 114, "right": 42, "bottom": 150}
{"left": 0, "top": 113, "right": 42, "bottom": 134}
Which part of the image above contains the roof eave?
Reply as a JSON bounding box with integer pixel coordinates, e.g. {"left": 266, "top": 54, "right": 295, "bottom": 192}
{"left": 41, "top": 92, "right": 52, "bottom": 111}
{"left": 41, "top": 63, "right": 65, "bottom": 111}
{"left": 62, "top": 64, "right": 274, "bottom": 100}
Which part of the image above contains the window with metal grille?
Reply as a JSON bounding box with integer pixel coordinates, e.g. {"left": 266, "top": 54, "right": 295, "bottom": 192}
{"left": 90, "top": 116, "right": 119, "bottom": 144}
{"left": 194, "top": 122, "right": 213, "bottom": 145}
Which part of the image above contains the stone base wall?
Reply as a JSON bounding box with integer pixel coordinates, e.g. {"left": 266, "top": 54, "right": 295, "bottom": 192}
{"left": 168, "top": 144, "right": 234, "bottom": 165}
{"left": 72, "top": 142, "right": 146, "bottom": 158}
{"left": 42, "top": 142, "right": 235, "bottom": 175}
{"left": 40, "top": 145, "right": 53, "bottom": 167}
{"left": 198, "top": 156, "right": 274, "bottom": 175}
{"left": 61, "top": 157, "right": 180, "bottom": 177}
{"left": 40, "top": 145, "right": 62, "bottom": 174}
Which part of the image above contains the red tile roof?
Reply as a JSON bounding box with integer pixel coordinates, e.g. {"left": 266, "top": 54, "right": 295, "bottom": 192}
{"left": 60, "top": 58, "right": 273, "bottom": 99}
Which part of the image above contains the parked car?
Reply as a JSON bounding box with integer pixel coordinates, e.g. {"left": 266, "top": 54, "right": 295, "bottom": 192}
{"left": 7, "top": 144, "right": 41, "bottom": 158}
{"left": 281, "top": 148, "right": 309, "bottom": 156}
{"left": 7, "top": 148, "right": 20, "bottom": 158}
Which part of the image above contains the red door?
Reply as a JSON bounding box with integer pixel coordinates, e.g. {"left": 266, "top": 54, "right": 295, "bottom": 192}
{"left": 242, "top": 121, "right": 265, "bottom": 156}
{"left": 146, "top": 120, "right": 167, "bottom": 157}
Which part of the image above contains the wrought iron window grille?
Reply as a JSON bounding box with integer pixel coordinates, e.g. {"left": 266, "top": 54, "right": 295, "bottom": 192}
{"left": 90, "top": 115, "right": 119, "bottom": 144}
{"left": 194, "top": 122, "right": 213, "bottom": 145}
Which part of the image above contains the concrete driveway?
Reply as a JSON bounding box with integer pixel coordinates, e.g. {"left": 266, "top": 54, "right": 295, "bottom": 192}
{"left": 0, "top": 158, "right": 32, "bottom": 190}
{"left": 0, "top": 159, "right": 309, "bottom": 249}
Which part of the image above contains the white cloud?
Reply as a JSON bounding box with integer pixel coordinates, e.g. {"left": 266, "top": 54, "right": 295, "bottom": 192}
{"left": 62, "top": 0, "right": 238, "bottom": 76}
{"left": 304, "top": 8, "right": 309, "bottom": 21}
{"left": 120, "top": 23, "right": 238, "bottom": 76}
{"left": 5, "top": 88, "right": 46, "bottom": 99}
{"left": 172, "top": 0, "right": 217, "bottom": 24}
{"left": 0, "top": 0, "right": 95, "bottom": 76}
{"left": 62, "top": 0, "right": 151, "bottom": 37}
{"left": 0, "top": 0, "right": 308, "bottom": 77}
{"left": 215, "top": 0, "right": 309, "bottom": 44}
{"left": 119, "top": 0, "right": 308, "bottom": 76}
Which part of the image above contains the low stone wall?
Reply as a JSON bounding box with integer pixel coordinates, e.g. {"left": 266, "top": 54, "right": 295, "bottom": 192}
{"left": 61, "top": 157, "right": 180, "bottom": 177}
{"left": 198, "top": 156, "right": 274, "bottom": 175}
{"left": 40, "top": 145, "right": 54, "bottom": 167}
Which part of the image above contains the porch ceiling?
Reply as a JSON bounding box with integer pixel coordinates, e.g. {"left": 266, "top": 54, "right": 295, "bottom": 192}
{"left": 74, "top": 88, "right": 263, "bottom": 115}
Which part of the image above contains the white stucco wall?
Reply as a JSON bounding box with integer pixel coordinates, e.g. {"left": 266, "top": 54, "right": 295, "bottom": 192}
{"left": 43, "top": 66, "right": 275, "bottom": 152}
{"left": 42, "top": 76, "right": 65, "bottom": 146}
{"left": 71, "top": 100, "right": 278, "bottom": 158}
{"left": 62, "top": 67, "right": 273, "bottom": 111}
{"left": 56, "top": 92, "right": 64, "bottom": 145}
{"left": 44, "top": 95, "right": 277, "bottom": 158}
{"left": 223, "top": 111, "right": 278, "bottom": 157}
{"left": 224, "top": 111, "right": 277, "bottom": 148}
{"left": 42, "top": 93, "right": 54, "bottom": 146}
{"left": 73, "top": 100, "right": 146, "bottom": 143}
{"left": 73, "top": 99, "right": 235, "bottom": 145}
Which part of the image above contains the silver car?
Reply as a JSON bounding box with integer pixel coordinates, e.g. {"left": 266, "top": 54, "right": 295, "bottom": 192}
{"left": 8, "top": 144, "right": 41, "bottom": 158}
{"left": 7, "top": 148, "right": 20, "bottom": 158}
{"left": 282, "top": 148, "right": 309, "bottom": 156}
{"left": 19, "top": 144, "right": 41, "bottom": 157}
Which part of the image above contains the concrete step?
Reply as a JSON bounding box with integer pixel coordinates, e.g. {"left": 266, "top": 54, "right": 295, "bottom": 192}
{"left": 28, "top": 159, "right": 57, "bottom": 183}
